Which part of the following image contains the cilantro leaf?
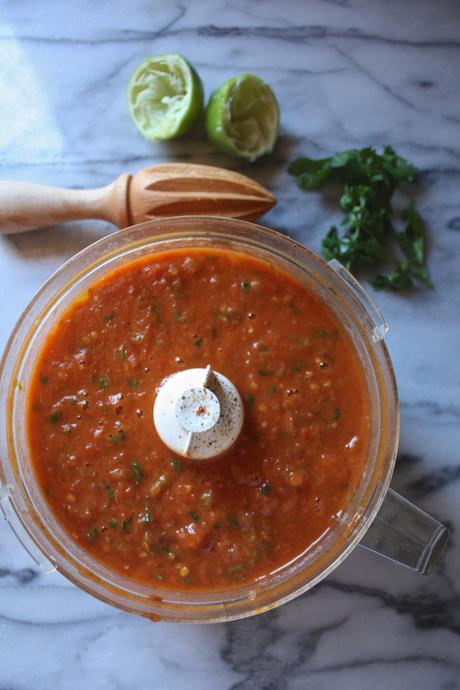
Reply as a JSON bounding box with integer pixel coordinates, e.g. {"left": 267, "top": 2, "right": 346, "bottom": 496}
{"left": 372, "top": 203, "right": 433, "bottom": 290}
{"left": 398, "top": 203, "right": 429, "bottom": 268}
{"left": 288, "top": 146, "right": 415, "bottom": 192}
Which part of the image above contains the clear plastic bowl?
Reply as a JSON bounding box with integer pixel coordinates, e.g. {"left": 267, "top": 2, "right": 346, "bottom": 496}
{"left": 0, "top": 217, "right": 446, "bottom": 623}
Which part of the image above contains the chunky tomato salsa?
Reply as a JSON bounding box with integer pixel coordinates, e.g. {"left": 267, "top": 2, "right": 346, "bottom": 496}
{"left": 27, "top": 248, "right": 370, "bottom": 590}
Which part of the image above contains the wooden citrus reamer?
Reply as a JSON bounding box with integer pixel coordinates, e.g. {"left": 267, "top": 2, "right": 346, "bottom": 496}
{"left": 0, "top": 163, "right": 276, "bottom": 234}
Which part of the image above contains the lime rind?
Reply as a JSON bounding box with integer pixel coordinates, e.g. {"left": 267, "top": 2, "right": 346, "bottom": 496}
{"left": 205, "top": 74, "right": 279, "bottom": 161}
{"left": 127, "top": 54, "right": 203, "bottom": 141}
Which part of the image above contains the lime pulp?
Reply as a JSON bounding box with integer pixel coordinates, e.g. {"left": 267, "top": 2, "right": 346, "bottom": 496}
{"left": 127, "top": 53, "right": 204, "bottom": 141}
{"left": 205, "top": 73, "right": 279, "bottom": 161}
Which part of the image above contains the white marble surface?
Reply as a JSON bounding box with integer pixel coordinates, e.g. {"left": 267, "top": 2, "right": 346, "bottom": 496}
{"left": 1, "top": 0, "right": 460, "bottom": 688}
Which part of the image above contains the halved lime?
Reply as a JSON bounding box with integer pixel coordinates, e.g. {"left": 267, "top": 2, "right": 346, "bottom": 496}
{"left": 205, "top": 74, "right": 279, "bottom": 161}
{"left": 127, "top": 54, "right": 204, "bottom": 141}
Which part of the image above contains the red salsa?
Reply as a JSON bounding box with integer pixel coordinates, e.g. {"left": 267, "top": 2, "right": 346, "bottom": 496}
{"left": 27, "top": 249, "right": 370, "bottom": 590}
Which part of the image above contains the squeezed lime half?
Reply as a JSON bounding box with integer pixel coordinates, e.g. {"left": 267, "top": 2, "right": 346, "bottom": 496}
{"left": 127, "top": 53, "right": 204, "bottom": 141}
{"left": 205, "top": 73, "right": 279, "bottom": 161}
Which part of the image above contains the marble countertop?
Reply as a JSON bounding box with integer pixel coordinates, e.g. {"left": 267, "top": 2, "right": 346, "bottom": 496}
{"left": 1, "top": 1, "right": 459, "bottom": 688}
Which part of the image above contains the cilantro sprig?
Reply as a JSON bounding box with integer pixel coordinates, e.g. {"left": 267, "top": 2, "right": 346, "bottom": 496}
{"left": 288, "top": 146, "right": 432, "bottom": 290}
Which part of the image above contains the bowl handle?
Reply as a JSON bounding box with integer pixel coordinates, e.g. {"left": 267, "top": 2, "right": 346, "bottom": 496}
{"left": 359, "top": 488, "right": 449, "bottom": 574}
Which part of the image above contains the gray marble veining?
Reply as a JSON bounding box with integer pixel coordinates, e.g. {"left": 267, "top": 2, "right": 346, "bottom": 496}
{"left": 1, "top": 0, "right": 459, "bottom": 688}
